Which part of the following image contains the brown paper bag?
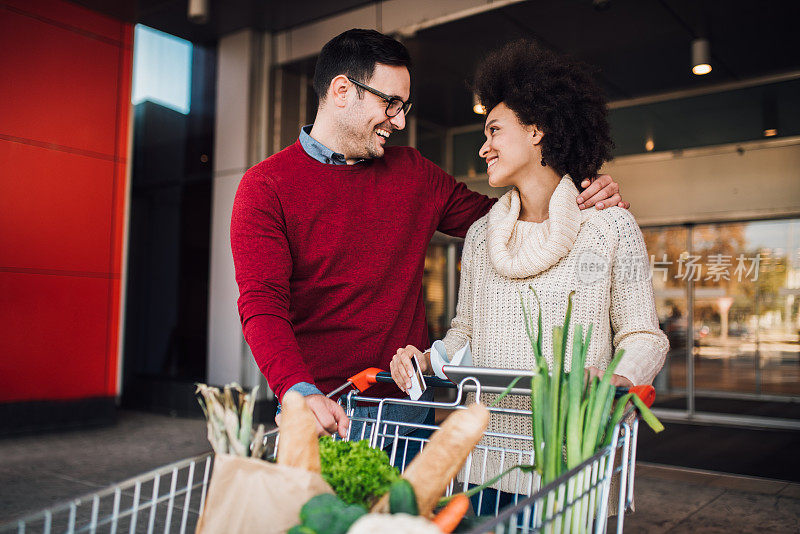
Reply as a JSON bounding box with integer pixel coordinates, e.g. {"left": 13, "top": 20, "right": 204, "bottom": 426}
{"left": 195, "top": 454, "right": 334, "bottom": 534}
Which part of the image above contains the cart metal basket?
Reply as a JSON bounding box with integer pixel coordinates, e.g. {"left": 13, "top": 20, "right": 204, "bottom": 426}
{"left": 2, "top": 452, "right": 214, "bottom": 534}
{"left": 2, "top": 376, "right": 640, "bottom": 533}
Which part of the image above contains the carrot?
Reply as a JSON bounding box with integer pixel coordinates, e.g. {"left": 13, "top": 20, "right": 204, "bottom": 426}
{"left": 432, "top": 493, "right": 470, "bottom": 533}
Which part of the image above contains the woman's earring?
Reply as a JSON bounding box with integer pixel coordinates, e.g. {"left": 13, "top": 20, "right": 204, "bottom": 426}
{"left": 534, "top": 130, "right": 546, "bottom": 166}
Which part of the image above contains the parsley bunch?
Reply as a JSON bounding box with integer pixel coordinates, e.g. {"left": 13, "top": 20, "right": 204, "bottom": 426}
{"left": 319, "top": 437, "right": 400, "bottom": 508}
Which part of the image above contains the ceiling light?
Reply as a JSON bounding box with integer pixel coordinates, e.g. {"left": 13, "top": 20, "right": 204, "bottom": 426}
{"left": 473, "top": 94, "right": 486, "bottom": 115}
{"left": 692, "top": 38, "right": 711, "bottom": 75}
{"left": 645, "top": 138, "right": 655, "bottom": 152}
{"left": 188, "top": 0, "right": 209, "bottom": 24}
{"left": 762, "top": 96, "right": 778, "bottom": 139}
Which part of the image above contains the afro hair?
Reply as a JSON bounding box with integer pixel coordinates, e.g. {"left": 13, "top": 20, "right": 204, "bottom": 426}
{"left": 474, "top": 40, "right": 613, "bottom": 188}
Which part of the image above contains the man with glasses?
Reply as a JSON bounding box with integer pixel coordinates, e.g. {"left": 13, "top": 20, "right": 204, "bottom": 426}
{"left": 231, "top": 29, "right": 627, "bottom": 439}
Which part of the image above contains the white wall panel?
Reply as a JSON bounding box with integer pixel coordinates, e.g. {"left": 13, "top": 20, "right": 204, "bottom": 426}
{"left": 382, "top": 0, "right": 484, "bottom": 34}
{"left": 213, "top": 30, "right": 252, "bottom": 175}
{"left": 207, "top": 171, "right": 245, "bottom": 385}
{"left": 274, "top": 5, "right": 378, "bottom": 64}
{"left": 208, "top": 29, "right": 254, "bottom": 385}
{"left": 602, "top": 139, "right": 800, "bottom": 226}
{"left": 273, "top": 0, "right": 526, "bottom": 65}
{"left": 274, "top": 31, "right": 291, "bottom": 68}
{"left": 459, "top": 139, "right": 800, "bottom": 227}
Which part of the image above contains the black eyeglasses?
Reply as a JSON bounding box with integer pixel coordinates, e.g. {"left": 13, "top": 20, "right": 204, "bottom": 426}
{"left": 347, "top": 77, "right": 413, "bottom": 117}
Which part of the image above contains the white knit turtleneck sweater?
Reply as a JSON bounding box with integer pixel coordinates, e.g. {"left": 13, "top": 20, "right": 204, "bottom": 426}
{"left": 442, "top": 176, "right": 668, "bottom": 492}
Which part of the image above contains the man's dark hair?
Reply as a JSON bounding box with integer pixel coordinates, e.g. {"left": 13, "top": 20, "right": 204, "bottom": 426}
{"left": 313, "top": 29, "right": 411, "bottom": 101}
{"left": 474, "top": 40, "right": 613, "bottom": 188}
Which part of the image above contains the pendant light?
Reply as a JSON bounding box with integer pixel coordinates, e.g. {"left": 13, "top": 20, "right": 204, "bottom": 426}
{"left": 692, "top": 38, "right": 712, "bottom": 75}
{"left": 473, "top": 94, "right": 486, "bottom": 115}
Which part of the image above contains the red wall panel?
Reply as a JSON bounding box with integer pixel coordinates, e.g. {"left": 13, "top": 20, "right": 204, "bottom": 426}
{"left": 105, "top": 277, "right": 122, "bottom": 396}
{"left": 0, "top": 1, "right": 132, "bottom": 403}
{"left": 111, "top": 162, "right": 128, "bottom": 274}
{"left": 0, "top": 141, "right": 115, "bottom": 273}
{"left": 4, "top": 0, "right": 128, "bottom": 44}
{"left": 0, "top": 7, "right": 122, "bottom": 157}
{"left": 0, "top": 272, "right": 110, "bottom": 401}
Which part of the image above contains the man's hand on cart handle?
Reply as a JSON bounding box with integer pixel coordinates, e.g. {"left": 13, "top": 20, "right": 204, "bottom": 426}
{"left": 275, "top": 393, "right": 349, "bottom": 438}
{"left": 390, "top": 345, "right": 431, "bottom": 393}
{"left": 585, "top": 366, "right": 634, "bottom": 388}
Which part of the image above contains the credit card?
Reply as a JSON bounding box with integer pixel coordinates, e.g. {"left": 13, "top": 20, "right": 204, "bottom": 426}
{"left": 407, "top": 354, "right": 427, "bottom": 401}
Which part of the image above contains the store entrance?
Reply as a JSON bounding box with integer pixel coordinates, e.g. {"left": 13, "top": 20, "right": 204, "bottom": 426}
{"left": 121, "top": 25, "right": 216, "bottom": 416}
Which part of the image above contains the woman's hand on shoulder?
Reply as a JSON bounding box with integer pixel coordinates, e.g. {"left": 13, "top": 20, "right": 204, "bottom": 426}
{"left": 390, "top": 345, "right": 430, "bottom": 393}
{"left": 585, "top": 365, "right": 635, "bottom": 388}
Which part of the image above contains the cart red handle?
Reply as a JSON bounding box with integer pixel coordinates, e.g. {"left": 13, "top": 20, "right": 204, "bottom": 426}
{"left": 627, "top": 385, "right": 656, "bottom": 408}
{"left": 347, "top": 367, "right": 384, "bottom": 392}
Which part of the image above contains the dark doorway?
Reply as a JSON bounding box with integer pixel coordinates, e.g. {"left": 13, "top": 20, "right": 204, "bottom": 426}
{"left": 122, "top": 26, "right": 216, "bottom": 416}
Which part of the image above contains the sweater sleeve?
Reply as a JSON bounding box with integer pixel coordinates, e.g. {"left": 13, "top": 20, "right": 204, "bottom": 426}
{"left": 607, "top": 208, "right": 670, "bottom": 386}
{"left": 420, "top": 152, "right": 494, "bottom": 238}
{"left": 441, "top": 224, "right": 479, "bottom": 358}
{"left": 230, "top": 170, "right": 315, "bottom": 400}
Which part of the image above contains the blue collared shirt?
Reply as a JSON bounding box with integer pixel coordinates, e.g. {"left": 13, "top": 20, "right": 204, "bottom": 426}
{"left": 298, "top": 124, "right": 350, "bottom": 164}
{"left": 284, "top": 125, "right": 430, "bottom": 432}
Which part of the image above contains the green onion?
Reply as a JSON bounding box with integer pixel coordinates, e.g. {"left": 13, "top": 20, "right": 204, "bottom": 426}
{"left": 458, "top": 290, "right": 664, "bottom": 526}
{"left": 631, "top": 392, "right": 665, "bottom": 433}
{"left": 582, "top": 349, "right": 625, "bottom": 459}
{"left": 490, "top": 376, "right": 523, "bottom": 407}
{"left": 566, "top": 324, "right": 586, "bottom": 470}
{"left": 196, "top": 382, "right": 263, "bottom": 457}
{"left": 516, "top": 290, "right": 664, "bottom": 523}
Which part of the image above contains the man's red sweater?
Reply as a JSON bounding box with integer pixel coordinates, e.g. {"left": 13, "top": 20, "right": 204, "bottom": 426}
{"left": 231, "top": 140, "right": 493, "bottom": 400}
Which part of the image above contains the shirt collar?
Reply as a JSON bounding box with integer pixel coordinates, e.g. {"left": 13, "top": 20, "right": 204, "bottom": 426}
{"left": 298, "top": 124, "right": 353, "bottom": 165}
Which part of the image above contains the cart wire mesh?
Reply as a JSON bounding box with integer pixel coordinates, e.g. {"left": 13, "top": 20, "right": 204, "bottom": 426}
{"left": 1, "top": 453, "right": 214, "bottom": 534}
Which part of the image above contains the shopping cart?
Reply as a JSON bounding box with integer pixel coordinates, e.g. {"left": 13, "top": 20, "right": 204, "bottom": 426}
{"left": 2, "top": 370, "right": 643, "bottom": 534}
{"left": 337, "top": 372, "right": 641, "bottom": 534}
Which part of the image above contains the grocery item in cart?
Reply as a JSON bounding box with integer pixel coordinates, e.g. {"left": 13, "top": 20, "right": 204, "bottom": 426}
{"left": 196, "top": 383, "right": 266, "bottom": 457}
{"left": 289, "top": 493, "right": 367, "bottom": 534}
{"left": 372, "top": 403, "right": 489, "bottom": 517}
{"left": 278, "top": 390, "right": 322, "bottom": 472}
{"left": 196, "top": 454, "right": 333, "bottom": 534}
{"left": 318, "top": 436, "right": 400, "bottom": 508}
{"left": 348, "top": 513, "right": 441, "bottom": 533}
{"left": 196, "top": 389, "right": 334, "bottom": 534}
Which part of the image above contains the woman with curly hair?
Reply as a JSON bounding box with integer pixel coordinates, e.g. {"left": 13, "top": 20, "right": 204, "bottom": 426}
{"left": 390, "top": 40, "right": 668, "bottom": 511}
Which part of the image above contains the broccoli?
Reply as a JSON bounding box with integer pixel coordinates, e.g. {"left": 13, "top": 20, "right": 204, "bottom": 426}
{"left": 318, "top": 437, "right": 400, "bottom": 508}
{"left": 292, "top": 493, "right": 367, "bottom": 534}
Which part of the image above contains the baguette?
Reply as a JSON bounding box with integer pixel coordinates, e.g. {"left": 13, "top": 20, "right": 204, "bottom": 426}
{"left": 277, "top": 391, "right": 321, "bottom": 473}
{"left": 372, "top": 403, "right": 489, "bottom": 516}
